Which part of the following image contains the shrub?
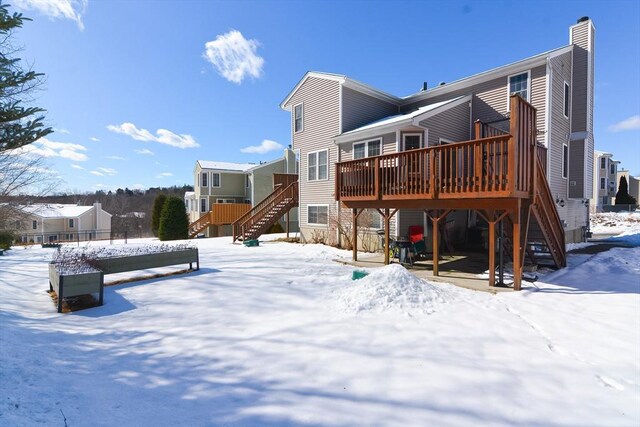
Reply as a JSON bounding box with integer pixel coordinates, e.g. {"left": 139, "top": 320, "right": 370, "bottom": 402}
{"left": 151, "top": 194, "right": 167, "bottom": 237}
{"left": 0, "top": 230, "right": 15, "bottom": 250}
{"left": 158, "top": 196, "right": 189, "bottom": 241}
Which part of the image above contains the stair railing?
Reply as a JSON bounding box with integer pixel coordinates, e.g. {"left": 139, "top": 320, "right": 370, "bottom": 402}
{"left": 239, "top": 181, "right": 298, "bottom": 241}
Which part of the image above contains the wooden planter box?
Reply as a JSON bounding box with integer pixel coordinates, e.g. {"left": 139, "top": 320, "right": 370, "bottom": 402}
{"left": 48, "top": 248, "right": 199, "bottom": 313}
{"left": 49, "top": 263, "right": 104, "bottom": 313}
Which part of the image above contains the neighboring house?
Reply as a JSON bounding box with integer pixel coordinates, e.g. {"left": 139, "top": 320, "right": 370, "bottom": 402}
{"left": 187, "top": 149, "right": 298, "bottom": 237}
{"left": 591, "top": 150, "right": 620, "bottom": 212}
{"left": 9, "top": 202, "right": 112, "bottom": 243}
{"left": 616, "top": 169, "right": 640, "bottom": 206}
{"left": 281, "top": 16, "right": 595, "bottom": 248}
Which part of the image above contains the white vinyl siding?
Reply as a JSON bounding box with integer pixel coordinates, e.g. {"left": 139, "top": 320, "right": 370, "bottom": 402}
{"left": 307, "top": 205, "right": 328, "bottom": 225}
{"left": 294, "top": 103, "right": 304, "bottom": 133}
{"left": 308, "top": 149, "right": 328, "bottom": 181}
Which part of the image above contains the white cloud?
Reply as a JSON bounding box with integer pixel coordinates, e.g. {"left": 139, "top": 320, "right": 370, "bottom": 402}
{"left": 131, "top": 183, "right": 145, "bottom": 190}
{"left": 53, "top": 127, "right": 70, "bottom": 134}
{"left": 240, "top": 139, "right": 283, "bottom": 154}
{"left": 10, "top": 137, "right": 88, "bottom": 161}
{"left": 106, "top": 155, "right": 127, "bottom": 161}
{"left": 107, "top": 122, "right": 199, "bottom": 148}
{"left": 135, "top": 148, "right": 155, "bottom": 156}
{"left": 71, "top": 164, "right": 84, "bottom": 170}
{"left": 91, "top": 171, "right": 103, "bottom": 176}
{"left": 13, "top": 0, "right": 87, "bottom": 31}
{"left": 609, "top": 115, "right": 640, "bottom": 132}
{"left": 97, "top": 167, "right": 117, "bottom": 176}
{"left": 90, "top": 137, "right": 100, "bottom": 142}
{"left": 203, "top": 30, "right": 264, "bottom": 84}
{"left": 156, "top": 172, "right": 173, "bottom": 179}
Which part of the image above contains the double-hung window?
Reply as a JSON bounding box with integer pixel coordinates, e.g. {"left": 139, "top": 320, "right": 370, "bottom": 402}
{"left": 507, "top": 71, "right": 530, "bottom": 109}
{"left": 211, "top": 173, "right": 221, "bottom": 187}
{"left": 308, "top": 150, "right": 328, "bottom": 181}
{"left": 201, "top": 172, "right": 208, "bottom": 187}
{"left": 610, "top": 164, "right": 615, "bottom": 175}
{"left": 600, "top": 178, "right": 606, "bottom": 190}
{"left": 69, "top": 219, "right": 74, "bottom": 228}
{"left": 402, "top": 133, "right": 422, "bottom": 151}
{"left": 32, "top": 220, "right": 37, "bottom": 230}
{"left": 563, "top": 82, "right": 570, "bottom": 118}
{"left": 353, "top": 139, "right": 381, "bottom": 159}
{"left": 600, "top": 157, "right": 606, "bottom": 169}
{"left": 294, "top": 103, "right": 303, "bottom": 133}
{"left": 200, "top": 198, "right": 207, "bottom": 213}
{"left": 308, "top": 205, "right": 328, "bottom": 225}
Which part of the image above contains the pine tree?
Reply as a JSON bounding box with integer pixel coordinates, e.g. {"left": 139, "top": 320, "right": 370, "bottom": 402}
{"left": 615, "top": 175, "right": 637, "bottom": 205}
{"left": 158, "top": 196, "right": 188, "bottom": 241}
{"left": 0, "top": 4, "right": 52, "bottom": 153}
{"left": 151, "top": 194, "right": 167, "bottom": 237}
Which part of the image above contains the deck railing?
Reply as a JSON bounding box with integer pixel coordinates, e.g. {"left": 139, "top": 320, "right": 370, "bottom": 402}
{"left": 273, "top": 173, "right": 298, "bottom": 189}
{"left": 336, "top": 95, "right": 538, "bottom": 202}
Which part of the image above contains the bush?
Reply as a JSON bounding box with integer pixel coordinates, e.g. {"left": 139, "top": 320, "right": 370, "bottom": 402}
{"left": 151, "top": 194, "right": 167, "bottom": 237}
{"left": 158, "top": 196, "right": 189, "bottom": 241}
{"left": 0, "top": 230, "right": 15, "bottom": 250}
{"left": 267, "top": 221, "right": 284, "bottom": 234}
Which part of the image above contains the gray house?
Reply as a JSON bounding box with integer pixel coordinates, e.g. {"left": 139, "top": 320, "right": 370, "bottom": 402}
{"left": 281, "top": 17, "right": 595, "bottom": 249}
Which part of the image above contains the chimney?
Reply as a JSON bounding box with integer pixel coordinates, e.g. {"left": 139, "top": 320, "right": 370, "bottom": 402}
{"left": 421, "top": 82, "right": 428, "bottom": 91}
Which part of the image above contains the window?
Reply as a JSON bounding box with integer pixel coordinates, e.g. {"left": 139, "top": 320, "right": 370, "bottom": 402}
{"left": 307, "top": 205, "right": 328, "bottom": 225}
{"left": 308, "top": 150, "right": 328, "bottom": 181}
{"left": 294, "top": 103, "right": 303, "bottom": 133}
{"left": 600, "top": 157, "right": 606, "bottom": 169}
{"left": 353, "top": 139, "right": 381, "bottom": 159}
{"left": 562, "top": 144, "right": 568, "bottom": 178}
{"left": 201, "top": 172, "right": 208, "bottom": 187}
{"left": 563, "top": 82, "right": 570, "bottom": 118}
{"left": 507, "top": 71, "right": 530, "bottom": 109}
{"left": 32, "top": 220, "right": 37, "bottom": 230}
{"left": 402, "top": 133, "right": 423, "bottom": 151}
{"left": 216, "top": 199, "right": 235, "bottom": 204}
{"left": 245, "top": 175, "right": 250, "bottom": 188}
{"left": 211, "top": 173, "right": 221, "bottom": 187}
{"left": 600, "top": 177, "right": 606, "bottom": 189}
{"left": 610, "top": 164, "right": 615, "bottom": 175}
{"left": 200, "top": 198, "right": 207, "bottom": 213}
{"left": 69, "top": 219, "right": 74, "bottom": 228}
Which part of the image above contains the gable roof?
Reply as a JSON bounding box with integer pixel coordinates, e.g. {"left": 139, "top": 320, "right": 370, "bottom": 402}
{"left": 197, "top": 160, "right": 255, "bottom": 172}
{"left": 18, "top": 204, "right": 95, "bottom": 219}
{"left": 334, "top": 95, "right": 470, "bottom": 143}
{"left": 280, "top": 71, "right": 400, "bottom": 111}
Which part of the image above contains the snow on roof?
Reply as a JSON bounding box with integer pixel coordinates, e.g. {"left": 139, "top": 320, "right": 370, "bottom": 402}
{"left": 184, "top": 191, "right": 195, "bottom": 197}
{"left": 197, "top": 161, "right": 255, "bottom": 172}
{"left": 18, "top": 204, "right": 94, "bottom": 218}
{"left": 337, "top": 96, "right": 465, "bottom": 139}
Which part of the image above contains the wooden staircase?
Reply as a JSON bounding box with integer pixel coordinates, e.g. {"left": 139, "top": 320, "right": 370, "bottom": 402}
{"left": 189, "top": 213, "right": 212, "bottom": 238}
{"left": 232, "top": 180, "right": 298, "bottom": 242}
{"left": 188, "top": 203, "right": 252, "bottom": 239}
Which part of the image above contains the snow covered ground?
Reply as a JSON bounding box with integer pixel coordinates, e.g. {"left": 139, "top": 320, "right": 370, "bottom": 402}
{"left": 1, "top": 225, "right": 639, "bottom": 426}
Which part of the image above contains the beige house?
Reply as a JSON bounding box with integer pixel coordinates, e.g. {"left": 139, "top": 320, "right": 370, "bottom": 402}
{"left": 11, "top": 202, "right": 112, "bottom": 243}
{"left": 591, "top": 150, "right": 620, "bottom": 212}
{"left": 616, "top": 169, "right": 640, "bottom": 206}
{"left": 186, "top": 149, "right": 298, "bottom": 237}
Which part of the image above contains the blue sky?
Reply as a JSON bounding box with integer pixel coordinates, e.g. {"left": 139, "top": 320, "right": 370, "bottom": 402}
{"left": 10, "top": 0, "right": 640, "bottom": 192}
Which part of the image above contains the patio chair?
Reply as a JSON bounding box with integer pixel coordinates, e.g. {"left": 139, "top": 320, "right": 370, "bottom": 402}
{"left": 408, "top": 225, "right": 428, "bottom": 259}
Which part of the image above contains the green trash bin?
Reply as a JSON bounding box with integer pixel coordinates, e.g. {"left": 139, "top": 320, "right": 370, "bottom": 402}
{"left": 351, "top": 270, "right": 368, "bottom": 280}
{"left": 243, "top": 239, "right": 259, "bottom": 247}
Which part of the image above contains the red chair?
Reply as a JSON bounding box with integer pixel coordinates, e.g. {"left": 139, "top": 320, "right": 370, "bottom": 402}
{"left": 407, "top": 225, "right": 424, "bottom": 243}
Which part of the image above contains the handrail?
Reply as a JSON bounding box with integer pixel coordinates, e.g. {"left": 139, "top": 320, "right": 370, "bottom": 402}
{"left": 189, "top": 213, "right": 211, "bottom": 238}
{"left": 239, "top": 181, "right": 298, "bottom": 240}
{"left": 274, "top": 173, "right": 298, "bottom": 189}
{"left": 232, "top": 177, "right": 299, "bottom": 241}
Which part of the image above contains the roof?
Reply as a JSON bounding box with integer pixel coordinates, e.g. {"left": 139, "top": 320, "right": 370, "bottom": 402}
{"left": 184, "top": 191, "right": 195, "bottom": 197}
{"left": 280, "top": 71, "right": 401, "bottom": 111}
{"left": 197, "top": 161, "right": 255, "bottom": 172}
{"left": 246, "top": 156, "right": 285, "bottom": 172}
{"left": 18, "top": 204, "right": 95, "bottom": 218}
{"left": 333, "top": 95, "right": 470, "bottom": 143}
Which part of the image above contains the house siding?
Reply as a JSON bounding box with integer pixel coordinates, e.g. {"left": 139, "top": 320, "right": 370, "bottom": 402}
{"left": 418, "top": 100, "right": 471, "bottom": 145}
{"left": 341, "top": 87, "right": 398, "bottom": 133}
{"left": 285, "top": 76, "right": 340, "bottom": 242}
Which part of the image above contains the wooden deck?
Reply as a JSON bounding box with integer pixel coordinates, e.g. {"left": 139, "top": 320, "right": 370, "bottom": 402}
{"left": 335, "top": 96, "right": 565, "bottom": 290}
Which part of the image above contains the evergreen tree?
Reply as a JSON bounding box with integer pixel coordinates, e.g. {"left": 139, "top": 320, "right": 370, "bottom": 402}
{"left": 0, "top": 4, "right": 52, "bottom": 153}
{"left": 615, "top": 175, "right": 637, "bottom": 205}
{"left": 158, "top": 196, "right": 188, "bottom": 241}
{"left": 151, "top": 193, "right": 167, "bottom": 237}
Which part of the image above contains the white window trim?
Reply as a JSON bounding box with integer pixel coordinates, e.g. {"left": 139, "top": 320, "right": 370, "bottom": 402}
{"left": 200, "top": 197, "right": 208, "bottom": 213}
{"left": 438, "top": 137, "right": 455, "bottom": 145}
{"left": 353, "top": 138, "right": 382, "bottom": 159}
{"left": 308, "top": 149, "right": 329, "bottom": 182}
{"left": 563, "top": 81, "right": 570, "bottom": 119}
{"left": 245, "top": 175, "right": 250, "bottom": 188}
{"left": 600, "top": 177, "right": 605, "bottom": 190}
{"left": 401, "top": 132, "right": 423, "bottom": 151}
{"left": 69, "top": 219, "right": 75, "bottom": 228}
{"left": 307, "top": 204, "right": 329, "bottom": 226}
{"left": 201, "top": 171, "right": 208, "bottom": 187}
{"left": 294, "top": 102, "right": 304, "bottom": 133}
{"left": 211, "top": 172, "right": 221, "bottom": 188}
{"left": 562, "top": 143, "right": 568, "bottom": 179}
{"left": 506, "top": 70, "right": 531, "bottom": 111}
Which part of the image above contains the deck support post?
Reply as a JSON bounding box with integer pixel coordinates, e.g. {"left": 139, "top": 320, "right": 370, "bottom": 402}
{"left": 426, "top": 209, "right": 452, "bottom": 276}
{"left": 352, "top": 208, "right": 363, "bottom": 261}
{"left": 286, "top": 212, "right": 290, "bottom": 239}
{"left": 512, "top": 201, "right": 522, "bottom": 291}
{"left": 488, "top": 212, "right": 496, "bottom": 287}
{"left": 377, "top": 208, "right": 398, "bottom": 265}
